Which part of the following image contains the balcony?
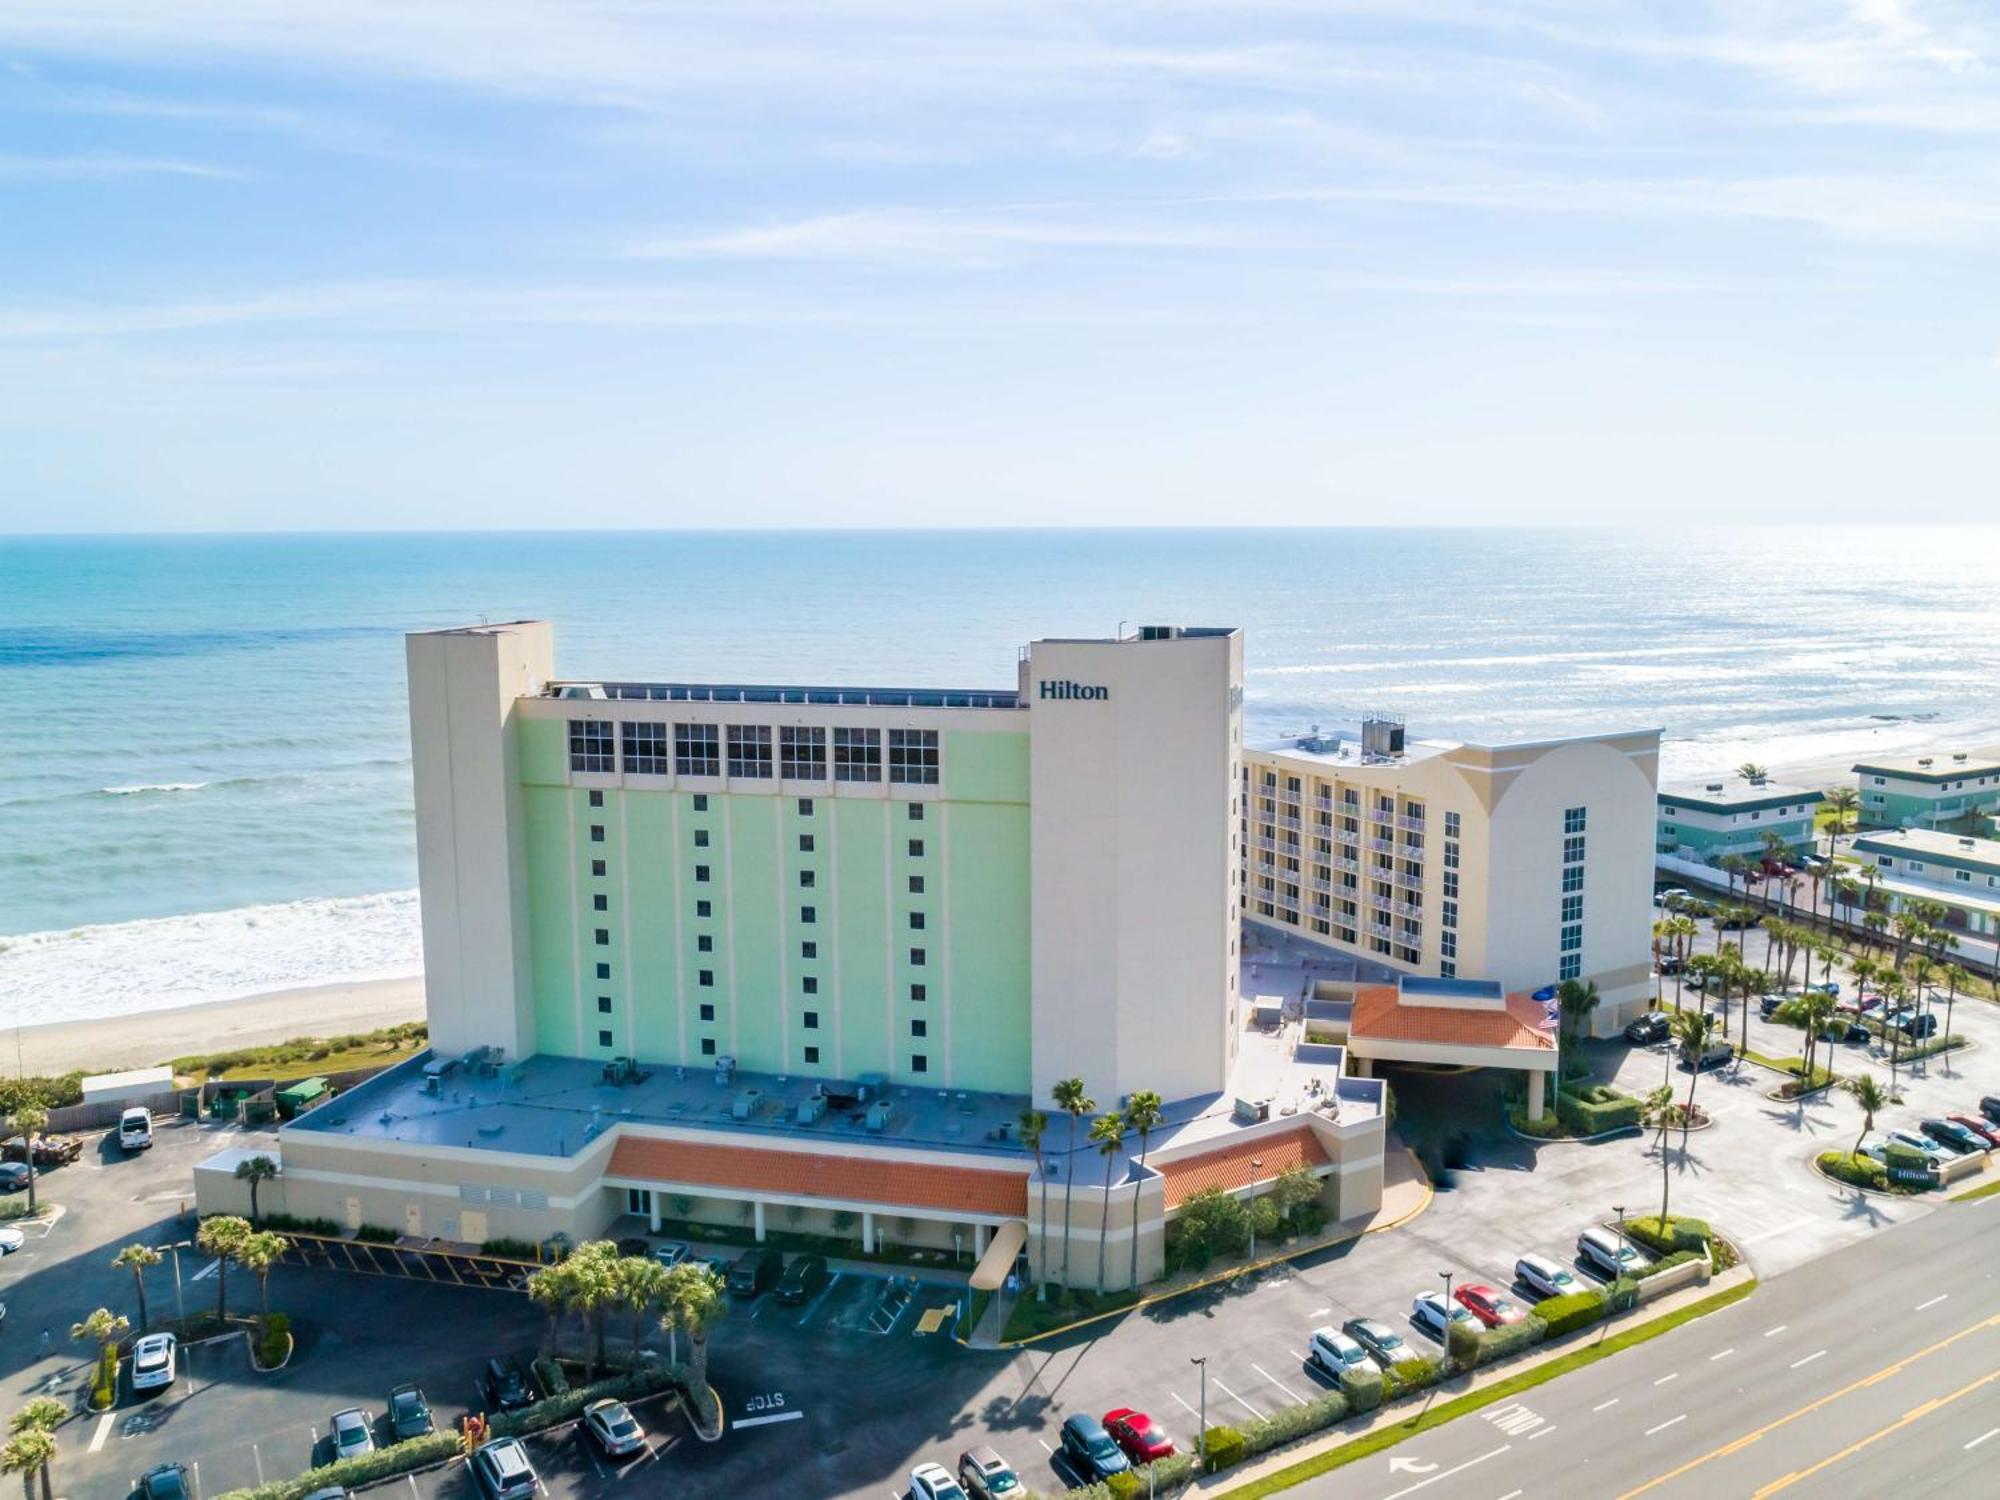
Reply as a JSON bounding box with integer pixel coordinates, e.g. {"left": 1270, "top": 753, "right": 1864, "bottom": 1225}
{"left": 1368, "top": 837, "right": 1396, "bottom": 853}
{"left": 1255, "top": 835, "right": 1279, "bottom": 852}
{"left": 1369, "top": 921, "right": 1396, "bottom": 940}
{"left": 1397, "top": 813, "right": 1426, "bottom": 831}
{"left": 1275, "top": 813, "right": 1302, "bottom": 831}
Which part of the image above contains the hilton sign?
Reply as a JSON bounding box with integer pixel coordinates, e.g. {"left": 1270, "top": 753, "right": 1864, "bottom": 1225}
{"left": 1038, "top": 680, "right": 1109, "bottom": 701}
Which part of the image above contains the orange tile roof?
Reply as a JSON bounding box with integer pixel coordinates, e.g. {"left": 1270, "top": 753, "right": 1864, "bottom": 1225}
{"left": 1155, "top": 1126, "right": 1329, "bottom": 1211}
{"left": 1348, "top": 984, "right": 1556, "bottom": 1051}
{"left": 607, "top": 1134, "right": 1028, "bottom": 1218}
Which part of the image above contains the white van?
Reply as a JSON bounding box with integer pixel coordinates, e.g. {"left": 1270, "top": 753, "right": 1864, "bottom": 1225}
{"left": 118, "top": 1108, "right": 153, "bottom": 1152}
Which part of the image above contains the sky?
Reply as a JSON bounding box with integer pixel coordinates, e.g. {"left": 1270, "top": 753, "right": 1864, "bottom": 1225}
{"left": 1, "top": 1, "right": 1997, "bottom": 532}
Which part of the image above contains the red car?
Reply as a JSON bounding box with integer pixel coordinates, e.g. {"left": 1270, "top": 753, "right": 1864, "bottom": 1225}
{"left": 1454, "top": 1284, "right": 1525, "bottom": 1328}
{"left": 1949, "top": 1114, "right": 2000, "bottom": 1149}
{"left": 1102, "top": 1409, "right": 1175, "bottom": 1463}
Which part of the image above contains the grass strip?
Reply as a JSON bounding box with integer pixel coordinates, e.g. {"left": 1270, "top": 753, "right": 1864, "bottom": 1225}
{"left": 1950, "top": 1176, "right": 2000, "bottom": 1203}
{"left": 1215, "top": 1279, "right": 1758, "bottom": 1498}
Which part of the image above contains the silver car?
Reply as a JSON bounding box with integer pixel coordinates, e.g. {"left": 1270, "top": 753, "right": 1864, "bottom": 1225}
{"left": 328, "top": 1407, "right": 374, "bottom": 1462}
{"left": 1515, "top": 1253, "right": 1579, "bottom": 1300}
{"left": 582, "top": 1397, "right": 646, "bottom": 1458}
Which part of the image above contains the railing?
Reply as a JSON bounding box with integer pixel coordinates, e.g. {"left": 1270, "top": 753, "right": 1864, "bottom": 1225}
{"left": 1255, "top": 835, "right": 1279, "bottom": 851}
{"left": 1275, "top": 813, "right": 1302, "bottom": 830}
{"left": 1368, "top": 807, "right": 1393, "bottom": 825}
{"left": 1369, "top": 837, "right": 1396, "bottom": 853}
{"left": 1369, "top": 921, "right": 1396, "bottom": 939}
{"left": 1368, "top": 894, "right": 1394, "bottom": 912}
{"left": 1397, "top": 813, "right": 1426, "bottom": 831}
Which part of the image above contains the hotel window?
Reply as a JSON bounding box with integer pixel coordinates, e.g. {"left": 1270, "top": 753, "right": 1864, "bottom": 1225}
{"left": 593, "top": 894, "right": 607, "bottom": 912}
{"left": 696, "top": 899, "right": 711, "bottom": 918}
{"left": 698, "top": 969, "right": 713, "bottom": 986}
{"left": 889, "top": 729, "right": 940, "bottom": 785}
{"left": 1560, "top": 923, "right": 1582, "bottom": 952}
{"left": 701, "top": 1038, "right": 716, "bottom": 1056}
{"left": 597, "top": 996, "right": 612, "bottom": 1014}
{"left": 833, "top": 727, "right": 882, "bottom": 782}
{"left": 1441, "top": 931, "right": 1457, "bottom": 959}
{"left": 799, "top": 834, "right": 815, "bottom": 853}
{"left": 804, "top": 1046, "right": 820, "bottom": 1065}
{"left": 803, "top": 1011, "right": 819, "bottom": 1029}
{"left": 1441, "top": 961, "right": 1456, "bottom": 978}
{"left": 911, "top": 1054, "right": 928, "bottom": 1074}
{"left": 598, "top": 1030, "right": 614, "bottom": 1048}
{"left": 727, "top": 724, "right": 773, "bottom": 779}
{"left": 910, "top": 947, "right": 926, "bottom": 966}
{"left": 908, "top": 802, "right": 925, "bottom": 821}
{"left": 694, "top": 864, "right": 710, "bottom": 883}
{"left": 781, "top": 726, "right": 827, "bottom": 780}
{"left": 909, "top": 875, "right": 925, "bottom": 894}
{"left": 801, "top": 940, "right": 817, "bottom": 959}
{"left": 908, "top": 839, "right": 925, "bottom": 857}
{"left": 798, "top": 797, "right": 814, "bottom": 816}
{"left": 1957, "top": 870, "right": 1971, "bottom": 883}
{"left": 801, "top": 905, "right": 816, "bottom": 923}
{"left": 1443, "top": 871, "right": 1458, "bottom": 899}
{"left": 802, "top": 976, "right": 818, "bottom": 994}
{"left": 591, "top": 859, "right": 606, "bottom": 877}
{"left": 694, "top": 828, "right": 709, "bottom": 848}
{"left": 595, "top": 962, "right": 611, "bottom": 979}
{"left": 697, "top": 935, "right": 712, "bottom": 953}
{"left": 912, "top": 983, "right": 927, "bottom": 1001}
{"left": 799, "top": 870, "right": 816, "bottom": 889}
{"left": 588, "top": 789, "right": 603, "bottom": 808}
{"left": 1562, "top": 865, "right": 1584, "bottom": 893}
{"left": 1442, "top": 899, "right": 1457, "bottom": 928}
{"left": 1561, "top": 894, "right": 1583, "bottom": 923}
{"left": 620, "top": 721, "right": 668, "bottom": 775}
{"left": 1559, "top": 953, "right": 1581, "bottom": 981}
{"left": 1562, "top": 834, "right": 1586, "bottom": 864}
{"left": 693, "top": 794, "right": 708, "bottom": 811}
{"left": 594, "top": 928, "right": 609, "bottom": 946}
{"left": 698, "top": 1003, "right": 714, "bottom": 1021}
{"left": 1564, "top": 806, "right": 1587, "bottom": 834}
{"left": 911, "top": 1019, "right": 928, "bottom": 1038}
{"left": 589, "top": 824, "right": 605, "bottom": 843}
{"left": 569, "top": 719, "right": 615, "bottom": 773}
{"left": 674, "top": 722, "right": 720, "bottom": 777}
{"left": 1443, "top": 843, "right": 1459, "bottom": 871}
{"left": 909, "top": 912, "right": 925, "bottom": 930}
{"left": 1444, "top": 810, "right": 1461, "bottom": 838}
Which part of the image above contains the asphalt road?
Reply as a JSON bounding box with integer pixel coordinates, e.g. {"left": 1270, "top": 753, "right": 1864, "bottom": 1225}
{"left": 1284, "top": 1189, "right": 2000, "bottom": 1499}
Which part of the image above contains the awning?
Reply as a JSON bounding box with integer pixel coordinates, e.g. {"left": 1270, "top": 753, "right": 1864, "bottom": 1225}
{"left": 968, "top": 1219, "right": 1028, "bottom": 1292}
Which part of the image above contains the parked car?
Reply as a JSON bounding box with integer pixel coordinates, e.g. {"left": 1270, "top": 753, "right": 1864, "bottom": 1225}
{"left": 1624, "top": 1013, "right": 1672, "bottom": 1045}
{"left": 299, "top": 1491, "right": 350, "bottom": 1500}
{"left": 0, "top": 1163, "right": 30, "bottom": 1193}
{"left": 582, "top": 1397, "right": 647, "bottom": 1458}
{"left": 1454, "top": 1284, "right": 1525, "bottom": 1328}
{"left": 1515, "top": 1254, "right": 1578, "bottom": 1300}
{"left": 1885, "top": 1130, "right": 1948, "bottom": 1166}
{"left": 1893, "top": 1011, "right": 1938, "bottom": 1040}
{"left": 387, "top": 1384, "right": 432, "bottom": 1441}
{"left": 1680, "top": 1040, "right": 1734, "bottom": 1073}
{"left": 328, "top": 1408, "right": 374, "bottom": 1463}
{"left": 776, "top": 1253, "right": 830, "bottom": 1305}
{"left": 1409, "top": 1292, "right": 1473, "bottom": 1340}
{"left": 652, "top": 1241, "right": 691, "bottom": 1268}
{"left": 1718, "top": 911, "right": 1761, "bottom": 929}
{"left": 910, "top": 1461, "right": 968, "bottom": 1500}
{"left": 130, "top": 1333, "right": 177, "bottom": 1392}
{"left": 615, "top": 1237, "right": 652, "bottom": 1259}
{"left": 1806, "top": 981, "right": 1841, "bottom": 997}
{"left": 470, "top": 1437, "right": 538, "bottom": 1500}
{"left": 1920, "top": 1118, "right": 1984, "bottom": 1155}
{"left": 2, "top": 1134, "right": 81, "bottom": 1168}
{"left": 480, "top": 1356, "right": 533, "bottom": 1412}
{"left": 957, "top": 1446, "right": 1022, "bottom": 1499}
{"left": 696, "top": 1252, "right": 730, "bottom": 1280}
{"left": 1104, "top": 1408, "right": 1175, "bottom": 1463}
{"left": 1307, "top": 1326, "right": 1382, "bottom": 1382}
{"left": 1948, "top": 1114, "right": 2000, "bottom": 1149}
{"left": 118, "top": 1107, "right": 153, "bottom": 1151}
{"left": 0, "top": 1227, "right": 23, "bottom": 1256}
{"left": 1655, "top": 954, "right": 1684, "bottom": 976}
{"left": 139, "top": 1464, "right": 190, "bottom": 1500}
{"left": 1759, "top": 994, "right": 1787, "bottom": 1019}
{"left": 727, "top": 1246, "right": 784, "bottom": 1297}
{"left": 1982, "top": 1096, "right": 2000, "bottom": 1125}
{"left": 1576, "top": 1226, "right": 1642, "bottom": 1279}
{"left": 1058, "top": 1414, "right": 1130, "bottom": 1482}
{"left": 1341, "top": 1317, "right": 1409, "bottom": 1368}
{"left": 1655, "top": 887, "right": 1691, "bottom": 906}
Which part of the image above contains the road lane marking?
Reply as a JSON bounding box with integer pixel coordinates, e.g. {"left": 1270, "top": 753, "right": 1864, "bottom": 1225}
{"left": 86, "top": 1414, "right": 111, "bottom": 1454}
{"left": 1966, "top": 1428, "right": 1999, "bottom": 1451}
{"left": 1617, "top": 1311, "right": 2000, "bottom": 1498}
{"left": 1710, "top": 1348, "right": 1735, "bottom": 1361}
{"left": 1763, "top": 1325, "right": 1787, "bottom": 1337}
{"left": 1309, "top": 1306, "right": 1331, "bottom": 1317}
{"left": 1252, "top": 1362, "right": 1304, "bottom": 1403}
{"left": 1380, "top": 1444, "right": 1510, "bottom": 1500}
{"left": 1653, "top": 1372, "right": 1678, "bottom": 1385}
{"left": 1645, "top": 1415, "right": 1686, "bottom": 1436}
{"left": 1499, "top": 1492, "right": 1523, "bottom": 1500}
{"left": 1915, "top": 1293, "right": 1948, "bottom": 1311}
{"left": 1213, "top": 1378, "right": 1263, "bottom": 1421}
{"left": 1593, "top": 1399, "right": 1619, "bottom": 1412}
{"left": 1750, "top": 1365, "right": 2000, "bottom": 1497}
{"left": 733, "top": 1411, "right": 803, "bottom": 1429}
{"left": 1037, "top": 1438, "right": 1053, "bottom": 1454}
{"left": 1528, "top": 1425, "right": 1556, "bottom": 1441}
{"left": 1790, "top": 1350, "right": 1826, "bottom": 1370}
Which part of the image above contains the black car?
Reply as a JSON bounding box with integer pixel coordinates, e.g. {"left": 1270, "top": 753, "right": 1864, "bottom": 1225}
{"left": 1623, "top": 1013, "right": 1671, "bottom": 1045}
{"left": 775, "top": 1253, "right": 830, "bottom": 1305}
{"left": 615, "top": 1237, "right": 651, "bottom": 1259}
{"left": 481, "top": 1356, "right": 533, "bottom": 1412}
{"left": 1920, "top": 1118, "right": 1984, "bottom": 1155}
{"left": 139, "top": 1464, "right": 189, "bottom": 1500}
{"left": 1983, "top": 1096, "right": 2000, "bottom": 1125}
{"left": 726, "top": 1246, "right": 783, "bottom": 1297}
{"left": 387, "top": 1384, "right": 433, "bottom": 1441}
{"left": 1341, "top": 1316, "right": 1408, "bottom": 1368}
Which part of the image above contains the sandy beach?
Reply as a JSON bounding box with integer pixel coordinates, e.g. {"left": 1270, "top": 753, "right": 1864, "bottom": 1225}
{"left": 1697, "top": 735, "right": 2000, "bottom": 795}
{"left": 10, "top": 974, "right": 424, "bottom": 1079}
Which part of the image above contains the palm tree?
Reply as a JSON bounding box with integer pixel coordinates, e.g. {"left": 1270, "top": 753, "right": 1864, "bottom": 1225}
{"left": 6, "top": 1403, "right": 63, "bottom": 1439}
{"left": 234, "top": 1156, "right": 279, "bottom": 1227}
{"left": 567, "top": 1241, "right": 619, "bottom": 1378}
{"left": 1642, "top": 1084, "right": 1677, "bottom": 1225}
{"left": 0, "top": 1426, "right": 56, "bottom": 1500}
{"left": 662, "top": 1261, "right": 726, "bottom": 1392}
{"left": 196, "top": 1215, "right": 251, "bottom": 1322}
{"left": 1822, "top": 787, "right": 1858, "bottom": 857}
{"left": 6, "top": 1105, "right": 47, "bottom": 1218}
{"left": 1051, "top": 1077, "right": 1094, "bottom": 1294}
{"left": 615, "top": 1253, "right": 669, "bottom": 1364}
{"left": 1123, "top": 1091, "right": 1164, "bottom": 1294}
{"left": 237, "top": 1231, "right": 289, "bottom": 1320}
{"left": 1939, "top": 965, "right": 1969, "bottom": 1071}
{"left": 1718, "top": 853, "right": 1751, "bottom": 904}
{"left": 1891, "top": 914, "right": 1925, "bottom": 973}
{"left": 1684, "top": 953, "right": 1717, "bottom": 1019}
{"left": 1670, "top": 1010, "right": 1722, "bottom": 1149}
{"left": 1880, "top": 977, "right": 1912, "bottom": 1093}
{"left": 70, "top": 1307, "right": 130, "bottom": 1407}
{"left": 1667, "top": 916, "right": 1699, "bottom": 1010}
{"left": 1017, "top": 1109, "right": 1052, "bottom": 1300}
{"left": 1832, "top": 874, "right": 1861, "bottom": 934}
{"left": 1800, "top": 993, "right": 1837, "bottom": 1090}
{"left": 1556, "top": 978, "right": 1600, "bottom": 1051}
{"left": 1736, "top": 761, "right": 1769, "bottom": 783}
{"left": 1089, "top": 1110, "right": 1126, "bottom": 1295}
{"left": 1862, "top": 908, "right": 1888, "bottom": 953}
{"left": 112, "top": 1244, "right": 162, "bottom": 1333}
{"left": 1843, "top": 1073, "right": 1890, "bottom": 1166}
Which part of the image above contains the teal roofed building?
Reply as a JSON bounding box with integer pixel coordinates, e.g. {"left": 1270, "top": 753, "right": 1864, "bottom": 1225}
{"left": 1852, "top": 752, "right": 2000, "bottom": 833}
{"left": 1848, "top": 828, "right": 2000, "bottom": 970}
{"left": 1656, "top": 776, "right": 1822, "bottom": 867}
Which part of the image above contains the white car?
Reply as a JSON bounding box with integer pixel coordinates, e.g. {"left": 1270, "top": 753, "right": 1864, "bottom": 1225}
{"left": 329, "top": 1407, "right": 374, "bottom": 1462}
{"left": 1515, "top": 1253, "right": 1578, "bottom": 1300}
{"left": 911, "top": 1461, "right": 967, "bottom": 1500}
{"left": 1410, "top": 1292, "right": 1475, "bottom": 1340}
{"left": 1307, "top": 1326, "right": 1381, "bottom": 1382}
{"left": 130, "top": 1333, "right": 177, "bottom": 1391}
{"left": 0, "top": 1227, "right": 24, "bottom": 1256}
{"left": 1577, "top": 1227, "right": 1643, "bottom": 1280}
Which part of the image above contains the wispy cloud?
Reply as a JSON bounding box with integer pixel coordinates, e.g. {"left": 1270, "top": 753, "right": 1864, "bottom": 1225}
{"left": 0, "top": 152, "right": 242, "bottom": 180}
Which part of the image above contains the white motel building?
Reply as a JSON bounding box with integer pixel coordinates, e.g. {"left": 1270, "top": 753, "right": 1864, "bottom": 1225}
{"left": 195, "top": 620, "right": 1656, "bottom": 1290}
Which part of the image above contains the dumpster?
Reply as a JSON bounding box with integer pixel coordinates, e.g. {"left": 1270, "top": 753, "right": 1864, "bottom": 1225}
{"left": 274, "top": 1076, "right": 332, "bottom": 1120}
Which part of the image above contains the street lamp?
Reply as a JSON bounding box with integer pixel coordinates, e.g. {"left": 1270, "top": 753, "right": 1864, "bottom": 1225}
{"left": 1190, "top": 1356, "right": 1208, "bottom": 1468}
{"left": 1612, "top": 1204, "right": 1629, "bottom": 1310}
{"left": 1440, "top": 1269, "right": 1454, "bottom": 1322}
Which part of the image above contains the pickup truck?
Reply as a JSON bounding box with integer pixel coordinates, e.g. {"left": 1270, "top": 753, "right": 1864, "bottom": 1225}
{"left": 2, "top": 1135, "right": 82, "bottom": 1169}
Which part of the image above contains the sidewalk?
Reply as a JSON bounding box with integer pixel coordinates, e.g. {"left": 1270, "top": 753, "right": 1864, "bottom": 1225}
{"left": 1187, "top": 1264, "right": 1756, "bottom": 1495}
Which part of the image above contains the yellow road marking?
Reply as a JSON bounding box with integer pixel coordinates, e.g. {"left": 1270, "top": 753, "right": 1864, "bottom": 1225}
{"left": 1616, "top": 1312, "right": 2000, "bottom": 1498}
{"left": 1750, "top": 1366, "right": 2000, "bottom": 1497}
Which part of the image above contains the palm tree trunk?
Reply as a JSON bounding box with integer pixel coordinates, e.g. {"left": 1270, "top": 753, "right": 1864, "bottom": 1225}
{"left": 1037, "top": 1173, "right": 1050, "bottom": 1301}
{"left": 1060, "top": 1118, "right": 1077, "bottom": 1292}
{"left": 592, "top": 1308, "right": 606, "bottom": 1379}
{"left": 1658, "top": 1119, "right": 1671, "bottom": 1224}
{"left": 133, "top": 1272, "right": 148, "bottom": 1333}
{"left": 259, "top": 1273, "right": 270, "bottom": 1320}
{"left": 1126, "top": 1137, "right": 1148, "bottom": 1293}
{"left": 40, "top": 1463, "right": 53, "bottom": 1500}
{"left": 691, "top": 1330, "right": 708, "bottom": 1389}
{"left": 216, "top": 1260, "right": 228, "bottom": 1322}
{"left": 1680, "top": 1067, "right": 1702, "bottom": 1152}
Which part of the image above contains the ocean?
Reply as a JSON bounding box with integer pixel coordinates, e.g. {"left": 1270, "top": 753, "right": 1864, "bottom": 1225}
{"left": 4, "top": 527, "right": 1998, "bottom": 1030}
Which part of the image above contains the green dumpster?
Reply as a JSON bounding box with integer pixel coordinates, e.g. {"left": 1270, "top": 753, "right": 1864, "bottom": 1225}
{"left": 274, "top": 1076, "right": 332, "bottom": 1119}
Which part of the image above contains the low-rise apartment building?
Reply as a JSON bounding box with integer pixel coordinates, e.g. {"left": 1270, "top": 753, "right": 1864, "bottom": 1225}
{"left": 1656, "top": 776, "right": 1822, "bottom": 864}
{"left": 1853, "top": 753, "right": 2000, "bottom": 832}
{"left": 1848, "top": 828, "right": 2000, "bottom": 971}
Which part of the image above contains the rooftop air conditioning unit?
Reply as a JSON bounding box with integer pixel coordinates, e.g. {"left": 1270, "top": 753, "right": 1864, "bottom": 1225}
{"left": 1919, "top": 758, "right": 1934, "bottom": 767}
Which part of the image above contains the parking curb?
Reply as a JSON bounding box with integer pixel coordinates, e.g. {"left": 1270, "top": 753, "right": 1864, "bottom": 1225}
{"left": 1805, "top": 1153, "right": 1950, "bottom": 1203}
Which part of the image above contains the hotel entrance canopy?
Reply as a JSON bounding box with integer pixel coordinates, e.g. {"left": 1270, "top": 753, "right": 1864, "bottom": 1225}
{"left": 1344, "top": 977, "right": 1559, "bottom": 1074}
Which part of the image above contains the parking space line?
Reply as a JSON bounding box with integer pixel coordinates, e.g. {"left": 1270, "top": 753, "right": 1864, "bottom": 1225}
{"left": 86, "top": 1414, "right": 111, "bottom": 1454}
{"left": 1171, "top": 1393, "right": 1202, "bottom": 1423}
{"left": 798, "top": 1271, "right": 841, "bottom": 1326}
{"left": 1212, "top": 1378, "right": 1263, "bottom": 1422}
{"left": 252, "top": 1443, "right": 264, "bottom": 1485}
{"left": 1037, "top": 1438, "right": 1053, "bottom": 1453}
{"left": 1965, "top": 1428, "right": 1999, "bottom": 1451}
{"left": 1252, "top": 1362, "right": 1304, "bottom": 1403}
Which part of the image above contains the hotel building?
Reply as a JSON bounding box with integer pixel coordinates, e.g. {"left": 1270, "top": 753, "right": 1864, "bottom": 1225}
{"left": 1240, "top": 721, "right": 1660, "bottom": 1036}
{"left": 196, "top": 621, "right": 1398, "bottom": 1291}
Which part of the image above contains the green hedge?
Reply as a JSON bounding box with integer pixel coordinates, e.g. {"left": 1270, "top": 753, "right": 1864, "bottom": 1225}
{"left": 90, "top": 1347, "right": 118, "bottom": 1411}
{"left": 257, "top": 1313, "right": 290, "bottom": 1367}
{"left": 1817, "top": 1151, "right": 1895, "bottom": 1191}
{"left": 1240, "top": 1390, "right": 1349, "bottom": 1456}
{"left": 258, "top": 1213, "right": 342, "bottom": 1237}
{"left": 1340, "top": 1365, "right": 1384, "bottom": 1414}
{"left": 1382, "top": 1356, "right": 1442, "bottom": 1399}
{"left": 1624, "top": 1215, "right": 1710, "bottom": 1255}
{"left": 1459, "top": 1315, "right": 1547, "bottom": 1367}
{"left": 1534, "top": 1289, "right": 1608, "bottom": 1337}
{"left": 0, "top": 1073, "right": 85, "bottom": 1114}
{"left": 1505, "top": 1104, "right": 1569, "bottom": 1138}
{"left": 1556, "top": 1087, "right": 1642, "bottom": 1134}
{"left": 1202, "top": 1425, "right": 1247, "bottom": 1471}
{"left": 480, "top": 1237, "right": 540, "bottom": 1260}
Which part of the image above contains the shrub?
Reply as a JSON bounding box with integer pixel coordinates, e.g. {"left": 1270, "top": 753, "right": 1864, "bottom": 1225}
{"left": 1241, "top": 1389, "right": 1348, "bottom": 1454}
{"left": 1447, "top": 1316, "right": 1480, "bottom": 1369}
{"left": 260, "top": 1212, "right": 341, "bottom": 1237}
{"left": 1817, "top": 1150, "right": 1889, "bottom": 1190}
{"left": 479, "top": 1236, "right": 540, "bottom": 1260}
{"left": 1466, "top": 1314, "right": 1547, "bottom": 1367}
{"left": 1202, "top": 1425, "right": 1247, "bottom": 1472}
{"left": 1534, "top": 1289, "right": 1608, "bottom": 1337}
{"left": 531, "top": 1356, "right": 570, "bottom": 1398}
{"left": 1176, "top": 1187, "right": 1250, "bottom": 1265}
{"left": 1139, "top": 1453, "right": 1199, "bottom": 1494}
{"left": 1340, "top": 1364, "right": 1384, "bottom": 1414}
{"left": 0, "top": 1073, "right": 85, "bottom": 1114}
{"left": 1883, "top": 1144, "right": 1931, "bottom": 1176}
{"left": 353, "top": 1223, "right": 399, "bottom": 1244}
{"left": 1557, "top": 1087, "right": 1642, "bottom": 1134}
{"left": 1382, "top": 1356, "right": 1441, "bottom": 1399}
{"left": 486, "top": 1365, "right": 678, "bottom": 1443}
{"left": 1624, "top": 1215, "right": 1711, "bottom": 1255}
{"left": 1506, "top": 1105, "right": 1568, "bottom": 1138}
{"left": 90, "top": 1346, "right": 118, "bottom": 1410}
{"left": 257, "top": 1313, "right": 291, "bottom": 1366}
{"left": 1105, "top": 1473, "right": 1143, "bottom": 1499}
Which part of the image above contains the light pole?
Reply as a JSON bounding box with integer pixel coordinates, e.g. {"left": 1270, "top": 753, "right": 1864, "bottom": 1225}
{"left": 1190, "top": 1356, "right": 1208, "bottom": 1469}
{"left": 1440, "top": 1268, "right": 1454, "bottom": 1321}
{"left": 1611, "top": 1204, "right": 1628, "bottom": 1309}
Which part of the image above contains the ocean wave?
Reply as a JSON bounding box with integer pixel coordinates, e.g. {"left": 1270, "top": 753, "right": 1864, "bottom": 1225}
{"left": 99, "top": 782, "right": 209, "bottom": 796}
{"left": 0, "top": 890, "right": 422, "bottom": 1029}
